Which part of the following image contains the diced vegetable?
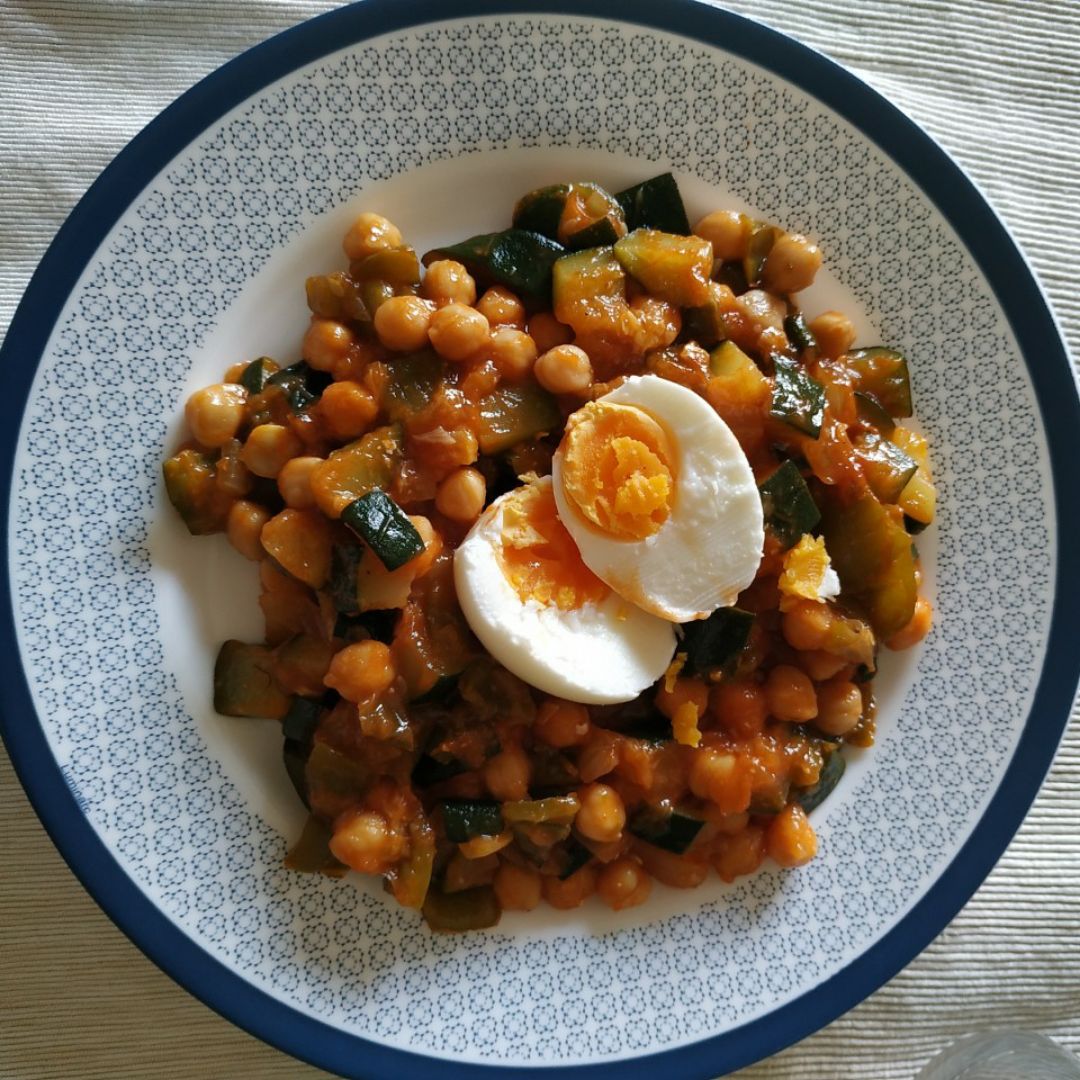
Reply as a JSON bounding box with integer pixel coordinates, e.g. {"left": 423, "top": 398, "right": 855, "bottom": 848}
{"left": 712, "top": 259, "right": 749, "bottom": 295}
{"left": 328, "top": 543, "right": 362, "bottom": 615}
{"left": 423, "top": 229, "right": 565, "bottom": 303}
{"left": 783, "top": 312, "right": 817, "bottom": 354}
{"left": 821, "top": 493, "right": 917, "bottom": 638}
{"left": 388, "top": 818, "right": 436, "bottom": 909}
{"left": 283, "top": 736, "right": 311, "bottom": 808}
{"left": 284, "top": 815, "right": 348, "bottom": 877}
{"left": 502, "top": 795, "right": 580, "bottom": 827}
{"left": 304, "top": 740, "right": 376, "bottom": 813}
{"left": 758, "top": 460, "right": 821, "bottom": 550}
{"left": 683, "top": 293, "right": 728, "bottom": 347}
{"left": 422, "top": 884, "right": 501, "bottom": 932}
{"left": 412, "top": 753, "right": 468, "bottom": 788}
{"left": 613, "top": 228, "right": 713, "bottom": 307}
{"left": 380, "top": 351, "right": 443, "bottom": 422}
{"left": 239, "top": 356, "right": 278, "bottom": 394}
{"left": 680, "top": 607, "right": 755, "bottom": 676}
{"left": 551, "top": 245, "right": 634, "bottom": 340}
{"left": 629, "top": 807, "right": 705, "bottom": 854}
{"left": 163, "top": 448, "right": 232, "bottom": 535}
{"left": 441, "top": 799, "right": 504, "bottom": 843}
{"left": 557, "top": 837, "right": 595, "bottom": 880}
{"left": 854, "top": 390, "right": 896, "bottom": 437}
{"left": 567, "top": 218, "right": 621, "bottom": 249}
{"left": 796, "top": 750, "right": 846, "bottom": 813}
{"left": 281, "top": 695, "right": 322, "bottom": 743}
{"left": 333, "top": 608, "right": 398, "bottom": 643}
{"left": 273, "top": 634, "right": 334, "bottom": 698}
{"left": 771, "top": 357, "right": 826, "bottom": 438}
{"left": 899, "top": 469, "right": 936, "bottom": 527}
{"left": 512, "top": 184, "right": 568, "bottom": 238}
{"left": 743, "top": 222, "right": 781, "bottom": 287}
{"left": 846, "top": 347, "right": 913, "bottom": 418}
{"left": 213, "top": 640, "right": 290, "bottom": 718}
{"left": 615, "top": 172, "right": 690, "bottom": 234}
{"left": 267, "top": 361, "right": 333, "bottom": 412}
{"left": 261, "top": 508, "right": 333, "bottom": 589}
{"left": 514, "top": 182, "right": 626, "bottom": 250}
{"left": 341, "top": 489, "right": 424, "bottom": 571}
{"left": 350, "top": 245, "right": 421, "bottom": 286}
{"left": 853, "top": 433, "right": 919, "bottom": 503}
{"left": 477, "top": 383, "right": 561, "bottom": 455}
{"left": 311, "top": 424, "right": 403, "bottom": 518}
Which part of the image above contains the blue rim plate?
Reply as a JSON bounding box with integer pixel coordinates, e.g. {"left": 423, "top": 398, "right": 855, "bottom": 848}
{"left": 2, "top": 1, "right": 1077, "bottom": 1077}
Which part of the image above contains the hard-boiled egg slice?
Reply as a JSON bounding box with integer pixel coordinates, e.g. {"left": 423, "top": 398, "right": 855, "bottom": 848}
{"left": 552, "top": 374, "right": 764, "bottom": 622}
{"left": 454, "top": 477, "right": 676, "bottom": 704}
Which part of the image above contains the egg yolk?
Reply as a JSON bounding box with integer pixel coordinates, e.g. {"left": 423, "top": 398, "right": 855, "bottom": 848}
{"left": 496, "top": 483, "right": 609, "bottom": 610}
{"left": 560, "top": 401, "right": 676, "bottom": 540}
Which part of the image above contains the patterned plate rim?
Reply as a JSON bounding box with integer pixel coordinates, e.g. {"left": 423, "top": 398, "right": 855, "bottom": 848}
{"left": 1, "top": 1, "right": 1077, "bottom": 1077}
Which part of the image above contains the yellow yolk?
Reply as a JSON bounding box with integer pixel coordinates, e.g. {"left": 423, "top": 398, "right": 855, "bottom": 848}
{"left": 495, "top": 482, "right": 608, "bottom": 610}
{"left": 560, "top": 401, "right": 676, "bottom": 540}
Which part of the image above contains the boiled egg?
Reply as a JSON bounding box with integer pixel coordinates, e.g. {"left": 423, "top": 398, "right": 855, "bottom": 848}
{"left": 552, "top": 374, "right": 764, "bottom": 622}
{"left": 454, "top": 476, "right": 676, "bottom": 704}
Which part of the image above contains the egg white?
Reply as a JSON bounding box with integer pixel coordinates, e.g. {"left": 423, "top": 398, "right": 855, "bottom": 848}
{"left": 552, "top": 375, "right": 764, "bottom": 623}
{"left": 453, "top": 478, "right": 677, "bottom": 704}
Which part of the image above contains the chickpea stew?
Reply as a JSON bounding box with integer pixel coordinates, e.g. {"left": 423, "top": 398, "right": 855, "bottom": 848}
{"left": 165, "top": 173, "right": 935, "bottom": 930}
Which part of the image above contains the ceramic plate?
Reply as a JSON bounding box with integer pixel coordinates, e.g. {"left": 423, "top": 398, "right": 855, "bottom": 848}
{"left": 2, "top": 2, "right": 1077, "bottom": 1077}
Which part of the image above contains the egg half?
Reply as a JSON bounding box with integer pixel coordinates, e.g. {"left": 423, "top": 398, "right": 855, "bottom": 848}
{"left": 454, "top": 476, "right": 676, "bottom": 704}
{"left": 552, "top": 374, "right": 764, "bottom": 622}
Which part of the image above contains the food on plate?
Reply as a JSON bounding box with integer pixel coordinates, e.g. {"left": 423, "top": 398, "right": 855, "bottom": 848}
{"left": 165, "top": 172, "right": 936, "bottom": 930}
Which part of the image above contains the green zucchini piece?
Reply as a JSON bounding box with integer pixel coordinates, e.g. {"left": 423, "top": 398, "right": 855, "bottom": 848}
{"left": 441, "top": 799, "right": 504, "bottom": 843}
{"left": 854, "top": 390, "right": 896, "bottom": 437}
{"left": 629, "top": 807, "right": 705, "bottom": 854}
{"left": 743, "top": 222, "right": 782, "bottom": 287}
{"left": 422, "top": 884, "right": 501, "bottom": 932}
{"left": 332, "top": 608, "right": 397, "bottom": 644}
{"left": 904, "top": 514, "right": 929, "bottom": 536}
{"left": 771, "top": 357, "right": 826, "bottom": 438}
{"left": 853, "top": 433, "right": 919, "bottom": 503}
{"left": 350, "top": 245, "right": 421, "bottom": 286}
{"left": 380, "top": 350, "right": 443, "bottom": 421}
{"left": 281, "top": 695, "right": 322, "bottom": 744}
{"left": 284, "top": 814, "right": 348, "bottom": 877}
{"left": 477, "top": 383, "right": 561, "bottom": 456}
{"left": 239, "top": 356, "right": 278, "bottom": 394}
{"left": 163, "top": 448, "right": 230, "bottom": 535}
{"left": 423, "top": 229, "right": 565, "bottom": 303}
{"left": 567, "top": 217, "right": 621, "bottom": 249}
{"left": 328, "top": 543, "right": 362, "bottom": 615}
{"left": 683, "top": 295, "right": 727, "bottom": 347}
{"left": 758, "top": 460, "right": 821, "bottom": 550}
{"left": 820, "top": 492, "right": 917, "bottom": 638}
{"left": 341, "top": 489, "right": 424, "bottom": 571}
{"left": 551, "top": 245, "right": 630, "bottom": 337}
{"left": 846, "top": 347, "right": 913, "bottom": 418}
{"left": 267, "top": 361, "right": 332, "bottom": 412}
{"left": 783, "top": 312, "right": 817, "bottom": 354}
{"left": 680, "top": 607, "right": 755, "bottom": 676}
{"left": 557, "top": 837, "right": 595, "bottom": 880}
{"left": 213, "top": 640, "right": 290, "bottom": 718}
{"left": 502, "top": 795, "right": 579, "bottom": 827}
{"left": 748, "top": 783, "right": 790, "bottom": 816}
{"left": 615, "top": 172, "right": 690, "bottom": 234}
{"left": 797, "top": 750, "right": 846, "bottom": 813}
{"left": 512, "top": 183, "right": 569, "bottom": 238}
{"left": 304, "top": 740, "right": 375, "bottom": 805}
{"left": 712, "top": 259, "right": 749, "bottom": 294}
{"left": 283, "top": 737, "right": 312, "bottom": 808}
{"left": 613, "top": 228, "right": 713, "bottom": 307}
{"left": 412, "top": 753, "right": 468, "bottom": 788}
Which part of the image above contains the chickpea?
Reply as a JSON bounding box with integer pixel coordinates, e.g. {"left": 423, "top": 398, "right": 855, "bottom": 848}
{"left": 527, "top": 312, "right": 573, "bottom": 354}
{"left": 226, "top": 500, "right": 270, "bottom": 561}
{"left": 329, "top": 809, "right": 404, "bottom": 874}
{"left": 476, "top": 286, "right": 526, "bottom": 328}
{"left": 808, "top": 310, "right": 856, "bottom": 359}
{"left": 762, "top": 232, "right": 822, "bottom": 294}
{"left": 765, "top": 664, "right": 818, "bottom": 723}
{"left": 596, "top": 856, "right": 651, "bottom": 911}
{"left": 655, "top": 676, "right": 709, "bottom": 721}
{"left": 422, "top": 259, "right": 477, "bottom": 307}
{"left": 223, "top": 361, "right": 248, "bottom": 383}
{"left": 886, "top": 597, "right": 934, "bottom": 650}
{"left": 710, "top": 680, "right": 768, "bottom": 740}
{"left": 373, "top": 294, "right": 435, "bottom": 352}
{"left": 185, "top": 383, "right": 247, "bottom": 448}
{"left": 765, "top": 803, "right": 818, "bottom": 868}
{"left": 240, "top": 423, "right": 302, "bottom": 479}
{"left": 693, "top": 209, "right": 752, "bottom": 261}
{"left": 318, "top": 380, "right": 378, "bottom": 441}
{"left": 489, "top": 327, "right": 538, "bottom": 382}
{"left": 323, "top": 640, "right": 396, "bottom": 702}
{"left": 428, "top": 303, "right": 491, "bottom": 361}
{"left": 534, "top": 343, "right": 593, "bottom": 395}
{"left": 342, "top": 211, "right": 402, "bottom": 262}
{"left": 797, "top": 649, "right": 848, "bottom": 682}
{"left": 434, "top": 466, "right": 486, "bottom": 522}
{"left": 782, "top": 599, "right": 832, "bottom": 652}
{"left": 493, "top": 861, "right": 542, "bottom": 912}
{"left": 483, "top": 743, "right": 531, "bottom": 802}
{"left": 542, "top": 863, "right": 598, "bottom": 910}
{"left": 711, "top": 824, "right": 766, "bottom": 882}
{"left": 276, "top": 455, "right": 322, "bottom": 510}
{"left": 688, "top": 748, "right": 751, "bottom": 814}
{"left": 302, "top": 317, "right": 355, "bottom": 372}
{"left": 534, "top": 699, "right": 590, "bottom": 748}
{"left": 575, "top": 782, "right": 626, "bottom": 843}
{"left": 815, "top": 680, "right": 863, "bottom": 736}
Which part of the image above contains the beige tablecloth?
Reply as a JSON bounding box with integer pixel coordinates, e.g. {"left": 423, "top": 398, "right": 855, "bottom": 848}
{"left": 2, "top": 2, "right": 1078, "bottom": 1077}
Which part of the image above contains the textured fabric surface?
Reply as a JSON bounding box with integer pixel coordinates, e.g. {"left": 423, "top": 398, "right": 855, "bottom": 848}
{"left": 1, "top": 2, "right": 1077, "bottom": 1078}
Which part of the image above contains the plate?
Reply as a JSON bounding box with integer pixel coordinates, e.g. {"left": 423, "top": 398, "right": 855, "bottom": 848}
{"left": 2, "top": 1, "right": 1077, "bottom": 1077}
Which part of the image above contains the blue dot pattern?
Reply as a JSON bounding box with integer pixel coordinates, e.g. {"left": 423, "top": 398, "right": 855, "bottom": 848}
{"left": 10, "top": 17, "right": 1052, "bottom": 1065}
